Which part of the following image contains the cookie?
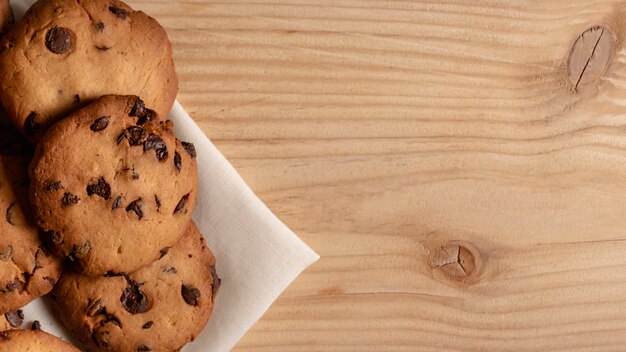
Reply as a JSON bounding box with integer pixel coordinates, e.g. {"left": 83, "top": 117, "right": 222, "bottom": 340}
{"left": 53, "top": 222, "right": 220, "bottom": 352}
{"left": 30, "top": 95, "right": 198, "bottom": 276}
{"left": 0, "top": 329, "right": 80, "bottom": 351}
{"left": 0, "top": 0, "right": 177, "bottom": 142}
{"left": 0, "top": 151, "right": 63, "bottom": 314}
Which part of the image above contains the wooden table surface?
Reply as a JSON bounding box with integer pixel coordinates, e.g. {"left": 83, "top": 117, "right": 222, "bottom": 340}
{"left": 130, "top": 1, "right": 626, "bottom": 350}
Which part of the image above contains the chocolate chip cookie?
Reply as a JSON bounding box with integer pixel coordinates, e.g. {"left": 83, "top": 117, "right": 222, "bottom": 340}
{"left": 0, "top": 329, "right": 80, "bottom": 351}
{"left": 53, "top": 222, "right": 220, "bottom": 352}
{"left": 0, "top": 0, "right": 177, "bottom": 142}
{"left": 0, "top": 151, "right": 63, "bottom": 315}
{"left": 30, "top": 95, "right": 198, "bottom": 276}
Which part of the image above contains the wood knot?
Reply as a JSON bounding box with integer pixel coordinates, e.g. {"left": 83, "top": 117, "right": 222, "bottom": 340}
{"left": 427, "top": 241, "right": 481, "bottom": 282}
{"left": 567, "top": 26, "right": 612, "bottom": 91}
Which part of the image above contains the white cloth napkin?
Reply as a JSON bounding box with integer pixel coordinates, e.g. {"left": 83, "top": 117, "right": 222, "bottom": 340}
{"left": 171, "top": 102, "right": 319, "bottom": 351}
{"left": 13, "top": 1, "right": 320, "bottom": 350}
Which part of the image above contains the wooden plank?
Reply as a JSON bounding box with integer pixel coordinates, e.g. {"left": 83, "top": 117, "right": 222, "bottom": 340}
{"left": 129, "top": 0, "right": 626, "bottom": 350}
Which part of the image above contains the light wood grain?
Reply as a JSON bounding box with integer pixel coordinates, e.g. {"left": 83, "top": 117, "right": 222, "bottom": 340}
{"left": 129, "top": 0, "right": 626, "bottom": 350}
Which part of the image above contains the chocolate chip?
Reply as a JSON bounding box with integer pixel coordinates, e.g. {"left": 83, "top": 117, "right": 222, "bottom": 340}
{"left": 211, "top": 266, "right": 221, "bottom": 297}
{"left": 129, "top": 98, "right": 156, "bottom": 125}
{"left": 124, "top": 126, "right": 148, "bottom": 146}
{"left": 43, "top": 276, "right": 56, "bottom": 285}
{"left": 120, "top": 281, "right": 149, "bottom": 314}
{"left": 125, "top": 198, "right": 144, "bottom": 219}
{"left": 45, "top": 27, "right": 72, "bottom": 54}
{"left": 5, "top": 278, "right": 23, "bottom": 292}
{"left": 137, "top": 345, "right": 151, "bottom": 352}
{"left": 31, "top": 320, "right": 41, "bottom": 330}
{"left": 95, "top": 45, "right": 110, "bottom": 51}
{"left": 109, "top": 6, "right": 128, "bottom": 19}
{"left": 159, "top": 247, "right": 170, "bottom": 259}
{"left": 24, "top": 112, "right": 39, "bottom": 135}
{"left": 154, "top": 195, "right": 161, "bottom": 212}
{"left": 174, "top": 151, "right": 182, "bottom": 173}
{"left": 144, "top": 134, "right": 167, "bottom": 161}
{"left": 45, "top": 180, "right": 62, "bottom": 191}
{"left": 90, "top": 116, "right": 110, "bottom": 131}
{"left": 0, "top": 245, "right": 12, "bottom": 261}
{"left": 142, "top": 321, "right": 153, "bottom": 329}
{"left": 117, "top": 131, "right": 125, "bottom": 144}
{"left": 181, "top": 141, "right": 197, "bottom": 158}
{"left": 130, "top": 98, "right": 146, "bottom": 117}
{"left": 5, "top": 310, "right": 23, "bottom": 327}
{"left": 173, "top": 193, "right": 190, "bottom": 215}
{"left": 5, "top": 203, "right": 15, "bottom": 225}
{"left": 87, "top": 299, "right": 104, "bottom": 317}
{"left": 137, "top": 110, "right": 156, "bottom": 125}
{"left": 95, "top": 21, "right": 105, "bottom": 32}
{"left": 181, "top": 285, "right": 201, "bottom": 306}
{"left": 141, "top": 112, "right": 156, "bottom": 126}
{"left": 73, "top": 241, "right": 91, "bottom": 258}
{"left": 74, "top": 94, "right": 80, "bottom": 105}
{"left": 112, "top": 195, "right": 123, "bottom": 210}
{"left": 87, "top": 177, "right": 111, "bottom": 200}
{"left": 62, "top": 192, "right": 80, "bottom": 207}
{"left": 163, "top": 265, "right": 176, "bottom": 274}
{"left": 61, "top": 191, "right": 80, "bottom": 206}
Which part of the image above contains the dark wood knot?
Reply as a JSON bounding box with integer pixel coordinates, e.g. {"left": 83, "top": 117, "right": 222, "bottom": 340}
{"left": 567, "top": 26, "right": 612, "bottom": 91}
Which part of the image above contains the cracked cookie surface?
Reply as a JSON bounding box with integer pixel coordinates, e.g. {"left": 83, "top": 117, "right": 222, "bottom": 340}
{"left": 0, "top": 147, "right": 62, "bottom": 315}
{"left": 0, "top": 0, "right": 177, "bottom": 143}
{"left": 53, "top": 222, "right": 219, "bottom": 352}
{"left": 0, "top": 329, "right": 80, "bottom": 351}
{"left": 29, "top": 95, "right": 198, "bottom": 276}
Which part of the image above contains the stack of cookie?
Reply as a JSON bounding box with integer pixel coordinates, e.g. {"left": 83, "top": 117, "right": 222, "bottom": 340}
{"left": 0, "top": 0, "right": 220, "bottom": 351}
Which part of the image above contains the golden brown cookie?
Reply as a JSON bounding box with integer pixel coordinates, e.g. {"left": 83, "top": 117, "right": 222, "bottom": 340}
{"left": 0, "top": 150, "right": 62, "bottom": 315}
{"left": 0, "top": 0, "right": 177, "bottom": 142}
{"left": 53, "top": 222, "right": 220, "bottom": 352}
{"left": 0, "top": 329, "right": 80, "bottom": 351}
{"left": 29, "top": 95, "right": 198, "bottom": 276}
